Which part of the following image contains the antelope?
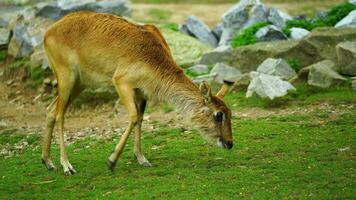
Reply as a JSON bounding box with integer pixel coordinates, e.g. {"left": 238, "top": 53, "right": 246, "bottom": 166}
{"left": 42, "top": 11, "right": 233, "bottom": 175}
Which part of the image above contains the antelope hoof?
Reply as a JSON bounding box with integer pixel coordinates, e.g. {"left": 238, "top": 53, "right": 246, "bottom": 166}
{"left": 107, "top": 159, "right": 117, "bottom": 171}
{"left": 41, "top": 158, "right": 56, "bottom": 171}
{"left": 136, "top": 155, "right": 152, "bottom": 167}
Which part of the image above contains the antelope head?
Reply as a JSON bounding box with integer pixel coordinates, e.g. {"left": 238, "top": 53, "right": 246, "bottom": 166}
{"left": 194, "top": 81, "right": 233, "bottom": 150}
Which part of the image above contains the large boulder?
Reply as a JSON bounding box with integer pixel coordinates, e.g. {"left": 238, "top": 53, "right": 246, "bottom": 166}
{"left": 230, "top": 28, "right": 356, "bottom": 72}
{"left": 246, "top": 71, "right": 295, "bottom": 100}
{"left": 8, "top": 21, "right": 33, "bottom": 58}
{"left": 290, "top": 28, "right": 310, "bottom": 40}
{"left": 308, "top": 60, "right": 347, "bottom": 88}
{"left": 212, "top": 23, "right": 223, "bottom": 41}
{"left": 267, "top": 8, "right": 292, "bottom": 29}
{"left": 0, "top": 28, "right": 10, "bottom": 47}
{"left": 336, "top": 42, "right": 356, "bottom": 76}
{"left": 255, "top": 25, "right": 288, "bottom": 42}
{"left": 161, "top": 29, "right": 212, "bottom": 68}
{"left": 210, "top": 63, "right": 242, "bottom": 84}
{"left": 185, "top": 16, "right": 218, "bottom": 47}
{"left": 35, "top": 0, "right": 132, "bottom": 20}
{"left": 350, "top": 0, "right": 356, "bottom": 5}
{"left": 335, "top": 10, "right": 356, "bottom": 28}
{"left": 197, "top": 45, "right": 232, "bottom": 66}
{"left": 230, "top": 40, "right": 317, "bottom": 73}
{"left": 187, "top": 64, "right": 209, "bottom": 75}
{"left": 219, "top": 0, "right": 267, "bottom": 45}
{"left": 256, "top": 58, "right": 296, "bottom": 80}
{"left": 300, "top": 28, "right": 356, "bottom": 62}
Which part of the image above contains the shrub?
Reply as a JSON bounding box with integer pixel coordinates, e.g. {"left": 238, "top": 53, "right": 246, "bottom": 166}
{"left": 286, "top": 58, "right": 301, "bottom": 72}
{"left": 159, "top": 23, "right": 179, "bottom": 31}
{"left": 283, "top": 2, "right": 356, "bottom": 35}
{"left": 231, "top": 22, "right": 270, "bottom": 48}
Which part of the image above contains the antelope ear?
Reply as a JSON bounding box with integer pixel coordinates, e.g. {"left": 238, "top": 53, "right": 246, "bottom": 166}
{"left": 216, "top": 80, "right": 234, "bottom": 99}
{"left": 199, "top": 81, "right": 212, "bottom": 102}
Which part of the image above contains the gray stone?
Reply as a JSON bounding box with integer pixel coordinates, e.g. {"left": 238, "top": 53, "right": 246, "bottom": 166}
{"left": 0, "top": 28, "right": 10, "bottom": 46}
{"left": 257, "top": 58, "right": 297, "bottom": 80}
{"left": 219, "top": 0, "right": 267, "bottom": 45}
{"left": 255, "top": 25, "right": 288, "bottom": 42}
{"left": 352, "top": 78, "right": 356, "bottom": 91}
{"left": 197, "top": 45, "right": 232, "bottom": 65}
{"left": 290, "top": 28, "right": 310, "bottom": 40}
{"left": 35, "top": 0, "right": 132, "bottom": 20}
{"left": 267, "top": 8, "right": 292, "bottom": 28}
{"left": 231, "top": 73, "right": 251, "bottom": 91}
{"left": 308, "top": 60, "right": 347, "bottom": 88}
{"left": 179, "top": 24, "right": 193, "bottom": 37}
{"left": 212, "top": 23, "right": 223, "bottom": 41}
{"left": 349, "top": 0, "right": 356, "bottom": 5}
{"left": 187, "top": 64, "right": 209, "bottom": 74}
{"left": 8, "top": 22, "right": 33, "bottom": 58}
{"left": 335, "top": 10, "right": 356, "bottom": 28}
{"left": 210, "top": 63, "right": 242, "bottom": 84}
{"left": 193, "top": 73, "right": 217, "bottom": 84}
{"left": 185, "top": 15, "right": 218, "bottom": 47}
{"left": 246, "top": 71, "right": 296, "bottom": 100}
{"left": 336, "top": 42, "right": 356, "bottom": 76}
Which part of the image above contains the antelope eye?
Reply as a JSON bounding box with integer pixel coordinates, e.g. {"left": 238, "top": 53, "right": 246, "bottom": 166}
{"left": 214, "top": 111, "right": 224, "bottom": 122}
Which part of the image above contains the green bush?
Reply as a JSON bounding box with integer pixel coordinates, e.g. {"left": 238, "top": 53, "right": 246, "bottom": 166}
{"left": 286, "top": 58, "right": 301, "bottom": 72}
{"left": 159, "top": 23, "right": 179, "bottom": 31}
{"left": 283, "top": 3, "right": 356, "bottom": 35}
{"left": 231, "top": 22, "right": 270, "bottom": 48}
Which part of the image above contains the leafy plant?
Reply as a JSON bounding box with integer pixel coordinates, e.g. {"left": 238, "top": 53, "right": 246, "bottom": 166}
{"left": 231, "top": 22, "right": 270, "bottom": 48}
{"left": 286, "top": 58, "right": 301, "bottom": 72}
{"left": 283, "top": 2, "right": 356, "bottom": 35}
{"left": 159, "top": 23, "right": 179, "bottom": 31}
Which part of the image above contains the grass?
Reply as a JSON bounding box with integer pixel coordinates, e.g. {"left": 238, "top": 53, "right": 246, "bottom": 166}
{"left": 231, "top": 22, "right": 270, "bottom": 48}
{"left": 1, "top": 86, "right": 355, "bottom": 199}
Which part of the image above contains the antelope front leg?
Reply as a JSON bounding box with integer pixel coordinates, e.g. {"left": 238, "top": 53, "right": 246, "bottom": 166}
{"left": 107, "top": 78, "right": 138, "bottom": 171}
{"left": 134, "top": 119, "right": 152, "bottom": 167}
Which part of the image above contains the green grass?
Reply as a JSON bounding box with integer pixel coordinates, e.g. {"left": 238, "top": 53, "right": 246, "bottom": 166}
{"left": 283, "top": 2, "right": 356, "bottom": 35}
{"left": 0, "top": 107, "right": 355, "bottom": 199}
{"left": 231, "top": 22, "right": 270, "bottom": 48}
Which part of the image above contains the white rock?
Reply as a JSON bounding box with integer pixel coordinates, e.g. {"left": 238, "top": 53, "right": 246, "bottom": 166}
{"left": 350, "top": 0, "right": 356, "bottom": 5}
{"left": 185, "top": 15, "right": 218, "bottom": 47}
{"left": 246, "top": 71, "right": 296, "bottom": 100}
{"left": 257, "top": 58, "right": 296, "bottom": 80}
{"left": 187, "top": 64, "right": 209, "bottom": 74}
{"left": 335, "top": 10, "right": 356, "bottom": 28}
{"left": 267, "top": 8, "right": 292, "bottom": 28}
{"left": 255, "top": 25, "right": 288, "bottom": 42}
{"left": 290, "top": 27, "right": 310, "bottom": 40}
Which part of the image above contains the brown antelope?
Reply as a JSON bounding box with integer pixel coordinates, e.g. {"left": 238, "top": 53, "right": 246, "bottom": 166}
{"left": 42, "top": 11, "right": 233, "bottom": 175}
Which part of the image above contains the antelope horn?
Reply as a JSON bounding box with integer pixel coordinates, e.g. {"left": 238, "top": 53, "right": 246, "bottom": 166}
{"left": 216, "top": 80, "right": 234, "bottom": 99}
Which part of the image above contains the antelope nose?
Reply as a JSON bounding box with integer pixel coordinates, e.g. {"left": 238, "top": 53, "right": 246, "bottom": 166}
{"left": 226, "top": 141, "right": 233, "bottom": 150}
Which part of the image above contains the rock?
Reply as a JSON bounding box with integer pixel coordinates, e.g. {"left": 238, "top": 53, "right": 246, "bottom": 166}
{"left": 219, "top": 0, "right": 267, "bottom": 45}
{"left": 308, "top": 60, "right": 347, "bottom": 88}
{"left": 290, "top": 28, "right": 310, "bottom": 40}
{"left": 336, "top": 41, "right": 356, "bottom": 76}
{"left": 246, "top": 71, "right": 295, "bottom": 100}
{"left": 8, "top": 22, "right": 32, "bottom": 58}
{"left": 179, "top": 24, "right": 193, "bottom": 37}
{"left": 256, "top": 58, "right": 296, "bottom": 80}
{"left": 212, "top": 23, "right": 223, "bottom": 41}
{"left": 197, "top": 45, "right": 232, "bottom": 66}
{"left": 210, "top": 63, "right": 242, "bottom": 84}
{"left": 255, "top": 25, "right": 288, "bottom": 42}
{"left": 35, "top": 0, "right": 132, "bottom": 20}
{"left": 335, "top": 10, "right": 356, "bottom": 28}
{"left": 185, "top": 16, "right": 218, "bottom": 47}
{"left": 350, "top": 0, "right": 356, "bottom": 5}
{"left": 0, "top": 28, "right": 10, "bottom": 46}
{"left": 352, "top": 78, "right": 356, "bottom": 91}
{"left": 193, "top": 73, "right": 217, "bottom": 84}
{"left": 301, "top": 28, "right": 356, "bottom": 62}
{"left": 187, "top": 64, "right": 209, "bottom": 74}
{"left": 231, "top": 73, "right": 251, "bottom": 91}
{"left": 161, "top": 29, "right": 212, "bottom": 68}
{"left": 30, "top": 48, "right": 49, "bottom": 69}
{"left": 267, "top": 8, "right": 292, "bottom": 28}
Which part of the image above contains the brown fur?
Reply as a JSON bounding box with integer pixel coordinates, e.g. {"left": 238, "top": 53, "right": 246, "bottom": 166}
{"left": 42, "top": 11, "right": 233, "bottom": 174}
